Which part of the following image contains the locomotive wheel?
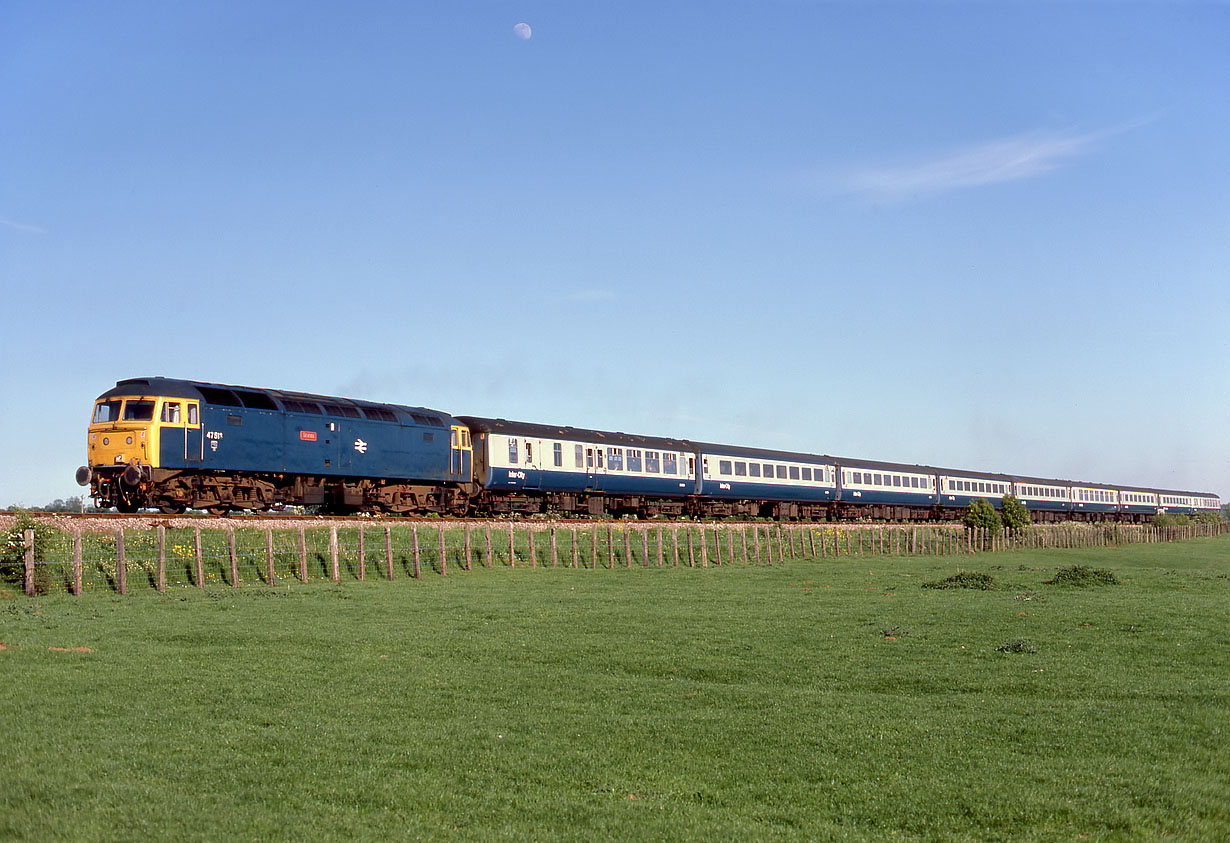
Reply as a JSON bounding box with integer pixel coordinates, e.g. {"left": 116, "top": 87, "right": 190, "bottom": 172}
{"left": 116, "top": 502, "right": 139, "bottom": 514}
{"left": 206, "top": 505, "right": 230, "bottom": 516}
{"left": 159, "top": 504, "right": 186, "bottom": 515}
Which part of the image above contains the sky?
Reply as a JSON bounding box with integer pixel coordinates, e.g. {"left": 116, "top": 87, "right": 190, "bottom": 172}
{"left": 2, "top": 1, "right": 1228, "bottom": 507}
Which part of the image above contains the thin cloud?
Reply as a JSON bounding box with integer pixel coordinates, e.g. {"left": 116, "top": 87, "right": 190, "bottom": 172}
{"left": 839, "top": 120, "right": 1152, "bottom": 201}
{"left": 0, "top": 217, "right": 46, "bottom": 234}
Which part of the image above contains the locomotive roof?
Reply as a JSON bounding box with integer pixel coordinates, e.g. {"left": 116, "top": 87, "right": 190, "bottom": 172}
{"left": 100, "top": 377, "right": 457, "bottom": 425}
{"left": 458, "top": 416, "right": 692, "bottom": 452}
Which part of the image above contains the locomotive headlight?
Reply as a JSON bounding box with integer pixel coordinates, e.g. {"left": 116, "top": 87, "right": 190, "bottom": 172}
{"left": 126, "top": 436, "right": 133, "bottom": 445}
{"left": 103, "top": 437, "right": 110, "bottom": 445}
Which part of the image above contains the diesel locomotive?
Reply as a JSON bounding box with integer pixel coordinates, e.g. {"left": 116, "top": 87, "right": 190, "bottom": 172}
{"left": 76, "top": 377, "right": 1222, "bottom": 521}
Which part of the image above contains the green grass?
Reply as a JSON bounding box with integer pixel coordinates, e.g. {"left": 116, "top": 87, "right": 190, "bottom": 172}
{"left": 2, "top": 536, "right": 1228, "bottom": 840}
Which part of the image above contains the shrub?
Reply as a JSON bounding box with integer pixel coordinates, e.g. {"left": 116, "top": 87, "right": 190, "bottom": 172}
{"left": 996, "top": 639, "right": 1038, "bottom": 654}
{"left": 1045, "top": 565, "right": 1119, "bottom": 587}
{"left": 0, "top": 511, "right": 61, "bottom": 595}
{"left": 1000, "top": 495, "right": 1031, "bottom": 531}
{"left": 963, "top": 498, "right": 1002, "bottom": 531}
{"left": 922, "top": 570, "right": 996, "bottom": 590}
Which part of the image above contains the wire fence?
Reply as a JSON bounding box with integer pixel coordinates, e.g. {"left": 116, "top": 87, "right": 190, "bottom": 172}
{"left": 8, "top": 519, "right": 1226, "bottom": 597}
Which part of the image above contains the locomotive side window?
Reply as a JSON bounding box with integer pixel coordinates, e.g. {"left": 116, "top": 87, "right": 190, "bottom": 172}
{"left": 188, "top": 404, "right": 198, "bottom": 425}
{"left": 93, "top": 400, "right": 122, "bottom": 423}
{"left": 161, "top": 402, "right": 182, "bottom": 423}
{"left": 123, "top": 400, "right": 155, "bottom": 421}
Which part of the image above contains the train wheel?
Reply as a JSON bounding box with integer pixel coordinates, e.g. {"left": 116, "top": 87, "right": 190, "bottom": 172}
{"left": 116, "top": 502, "right": 139, "bottom": 514}
{"left": 159, "top": 504, "right": 186, "bottom": 515}
{"left": 206, "top": 506, "right": 230, "bottom": 516}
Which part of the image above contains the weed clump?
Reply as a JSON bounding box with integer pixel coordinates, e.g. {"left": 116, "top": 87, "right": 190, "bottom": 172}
{"left": 1045, "top": 565, "right": 1119, "bottom": 587}
{"left": 922, "top": 571, "right": 996, "bottom": 590}
{"left": 996, "top": 639, "right": 1038, "bottom": 654}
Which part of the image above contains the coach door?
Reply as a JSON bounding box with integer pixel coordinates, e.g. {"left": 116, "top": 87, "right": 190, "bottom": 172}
{"left": 585, "top": 446, "right": 605, "bottom": 491}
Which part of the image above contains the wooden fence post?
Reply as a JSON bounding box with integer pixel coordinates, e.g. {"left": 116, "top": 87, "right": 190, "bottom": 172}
{"left": 528, "top": 525, "right": 538, "bottom": 569}
{"left": 156, "top": 525, "right": 166, "bottom": 593}
{"left": 23, "top": 529, "right": 34, "bottom": 597}
{"left": 591, "top": 524, "right": 598, "bottom": 569}
{"left": 485, "top": 526, "right": 493, "bottom": 569}
{"left": 72, "top": 530, "right": 82, "bottom": 596}
{"left": 551, "top": 526, "right": 559, "bottom": 568}
{"left": 265, "top": 528, "right": 275, "bottom": 584}
{"left": 753, "top": 526, "right": 761, "bottom": 564}
{"left": 672, "top": 526, "right": 680, "bottom": 567}
{"left": 297, "top": 527, "right": 307, "bottom": 583}
{"left": 438, "top": 523, "right": 447, "bottom": 576}
{"left": 700, "top": 527, "right": 709, "bottom": 568}
{"left": 229, "top": 529, "right": 239, "bottom": 587}
{"left": 116, "top": 528, "right": 127, "bottom": 595}
{"left": 195, "top": 527, "right": 204, "bottom": 588}
{"left": 508, "top": 523, "right": 516, "bottom": 568}
{"left": 412, "top": 525, "right": 421, "bottom": 578}
{"left": 608, "top": 525, "right": 616, "bottom": 569}
{"left": 330, "top": 526, "right": 340, "bottom": 582}
{"left": 571, "top": 528, "right": 579, "bottom": 568}
{"left": 464, "top": 525, "right": 472, "bottom": 571}
{"left": 385, "top": 526, "right": 394, "bottom": 580}
{"left": 657, "top": 527, "right": 664, "bottom": 567}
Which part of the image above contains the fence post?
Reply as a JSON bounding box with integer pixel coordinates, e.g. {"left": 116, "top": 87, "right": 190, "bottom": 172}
{"left": 195, "top": 528, "right": 204, "bottom": 588}
{"left": 700, "top": 527, "right": 709, "bottom": 568}
{"left": 608, "top": 525, "right": 616, "bottom": 569}
{"left": 551, "top": 526, "right": 559, "bottom": 568}
{"left": 297, "top": 527, "right": 307, "bottom": 583}
{"left": 438, "top": 523, "right": 447, "bottom": 576}
{"left": 330, "top": 526, "right": 340, "bottom": 582}
{"left": 116, "top": 528, "right": 127, "bottom": 595}
{"left": 686, "top": 527, "right": 695, "bottom": 568}
{"left": 23, "top": 529, "right": 34, "bottom": 597}
{"left": 753, "top": 526, "right": 761, "bottom": 564}
{"left": 672, "top": 526, "right": 679, "bottom": 567}
{"left": 266, "top": 528, "right": 275, "bottom": 584}
{"left": 229, "top": 529, "right": 239, "bottom": 587}
{"left": 157, "top": 525, "right": 166, "bottom": 593}
{"left": 657, "top": 527, "right": 665, "bottom": 567}
{"left": 485, "top": 526, "right": 493, "bottom": 569}
{"left": 385, "top": 526, "right": 394, "bottom": 580}
{"left": 464, "top": 525, "right": 472, "bottom": 571}
{"left": 412, "top": 525, "right": 421, "bottom": 578}
{"left": 572, "top": 528, "right": 579, "bottom": 568}
{"left": 528, "top": 526, "right": 538, "bottom": 569}
{"left": 508, "top": 523, "right": 516, "bottom": 568}
{"left": 73, "top": 529, "right": 82, "bottom": 596}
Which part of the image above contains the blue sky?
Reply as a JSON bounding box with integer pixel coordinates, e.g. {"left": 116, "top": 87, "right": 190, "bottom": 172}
{"left": 2, "top": 1, "right": 1227, "bottom": 507}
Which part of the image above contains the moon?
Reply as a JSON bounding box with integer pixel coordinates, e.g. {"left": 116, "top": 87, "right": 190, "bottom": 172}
{"left": 513, "top": 22, "right": 532, "bottom": 40}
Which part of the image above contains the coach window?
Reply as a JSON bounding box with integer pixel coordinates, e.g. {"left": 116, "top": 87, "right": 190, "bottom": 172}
{"left": 554, "top": 443, "right": 563, "bottom": 467}
{"left": 647, "top": 452, "right": 660, "bottom": 473}
{"left": 802, "top": 467, "right": 812, "bottom": 481}
{"left": 892, "top": 476, "right": 901, "bottom": 487}
{"left": 749, "top": 463, "right": 761, "bottom": 477}
{"left": 629, "top": 450, "right": 643, "bottom": 472}
{"left": 789, "top": 466, "right": 800, "bottom": 480}
{"left": 525, "top": 442, "right": 533, "bottom": 464}
{"left": 873, "top": 473, "right": 882, "bottom": 485}
{"left": 735, "top": 461, "right": 747, "bottom": 476}
{"left": 719, "top": 460, "right": 732, "bottom": 475}
{"left": 575, "top": 445, "right": 584, "bottom": 468}
{"left": 509, "top": 440, "right": 518, "bottom": 464}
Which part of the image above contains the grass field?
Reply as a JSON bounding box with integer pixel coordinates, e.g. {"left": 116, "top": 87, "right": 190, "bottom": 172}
{"left": 2, "top": 535, "right": 1227, "bottom": 840}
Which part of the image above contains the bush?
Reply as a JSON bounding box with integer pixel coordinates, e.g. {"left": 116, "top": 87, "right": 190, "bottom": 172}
{"left": 922, "top": 570, "right": 996, "bottom": 590}
{"left": 0, "top": 511, "right": 60, "bottom": 595}
{"left": 963, "top": 498, "right": 1002, "bottom": 531}
{"left": 996, "top": 639, "right": 1038, "bottom": 654}
{"left": 1045, "top": 565, "right": 1119, "bottom": 587}
{"left": 1000, "top": 494, "right": 1031, "bottom": 531}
